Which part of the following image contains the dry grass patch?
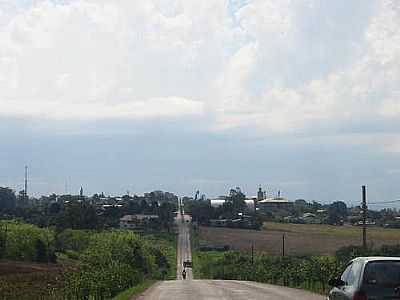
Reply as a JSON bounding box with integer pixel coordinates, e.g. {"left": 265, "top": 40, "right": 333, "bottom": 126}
{"left": 198, "top": 223, "right": 400, "bottom": 256}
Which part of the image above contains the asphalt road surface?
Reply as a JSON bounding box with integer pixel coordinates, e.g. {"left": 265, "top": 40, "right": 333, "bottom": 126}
{"left": 138, "top": 208, "right": 325, "bottom": 299}
{"left": 176, "top": 212, "right": 192, "bottom": 280}
{"left": 138, "top": 280, "right": 326, "bottom": 300}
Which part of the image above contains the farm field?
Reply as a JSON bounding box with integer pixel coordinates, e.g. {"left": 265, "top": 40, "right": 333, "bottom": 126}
{"left": 0, "top": 260, "right": 66, "bottom": 300}
{"left": 198, "top": 222, "right": 400, "bottom": 256}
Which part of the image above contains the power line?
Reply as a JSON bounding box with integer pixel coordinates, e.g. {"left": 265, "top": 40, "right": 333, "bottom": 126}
{"left": 368, "top": 199, "right": 400, "bottom": 205}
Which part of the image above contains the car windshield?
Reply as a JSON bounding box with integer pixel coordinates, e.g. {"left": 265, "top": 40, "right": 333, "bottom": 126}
{"left": 364, "top": 261, "right": 400, "bottom": 288}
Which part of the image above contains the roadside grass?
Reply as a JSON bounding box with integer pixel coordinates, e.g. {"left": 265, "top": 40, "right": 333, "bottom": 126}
{"left": 140, "top": 231, "right": 177, "bottom": 280}
{"left": 194, "top": 251, "right": 225, "bottom": 279}
{"left": 112, "top": 280, "right": 156, "bottom": 300}
{"left": 190, "top": 228, "right": 202, "bottom": 279}
{"left": 191, "top": 228, "right": 225, "bottom": 279}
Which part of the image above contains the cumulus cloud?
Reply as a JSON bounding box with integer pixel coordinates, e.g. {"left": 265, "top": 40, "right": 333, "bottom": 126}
{"left": 0, "top": 0, "right": 399, "bottom": 134}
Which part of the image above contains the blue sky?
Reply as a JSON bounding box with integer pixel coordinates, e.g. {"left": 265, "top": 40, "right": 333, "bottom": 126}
{"left": 0, "top": 1, "right": 400, "bottom": 206}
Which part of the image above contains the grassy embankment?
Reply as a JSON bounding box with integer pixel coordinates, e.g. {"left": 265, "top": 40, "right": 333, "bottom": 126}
{"left": 112, "top": 231, "right": 177, "bottom": 300}
{"left": 112, "top": 280, "right": 156, "bottom": 300}
{"left": 141, "top": 231, "right": 177, "bottom": 280}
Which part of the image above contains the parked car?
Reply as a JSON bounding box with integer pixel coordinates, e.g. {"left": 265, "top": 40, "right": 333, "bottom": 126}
{"left": 328, "top": 257, "right": 400, "bottom": 300}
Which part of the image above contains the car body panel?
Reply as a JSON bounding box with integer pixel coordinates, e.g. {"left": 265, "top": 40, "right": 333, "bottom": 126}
{"left": 328, "top": 257, "right": 400, "bottom": 300}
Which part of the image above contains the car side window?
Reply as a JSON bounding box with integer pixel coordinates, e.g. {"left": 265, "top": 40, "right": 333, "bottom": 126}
{"left": 341, "top": 263, "right": 352, "bottom": 284}
{"left": 347, "top": 260, "right": 362, "bottom": 287}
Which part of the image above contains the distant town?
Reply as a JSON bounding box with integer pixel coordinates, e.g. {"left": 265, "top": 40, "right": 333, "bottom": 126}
{"left": 1, "top": 183, "right": 399, "bottom": 232}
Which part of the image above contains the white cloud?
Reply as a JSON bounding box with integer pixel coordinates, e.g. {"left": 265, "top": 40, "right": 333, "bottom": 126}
{"left": 0, "top": 0, "right": 223, "bottom": 120}
{"left": 211, "top": 0, "right": 400, "bottom": 134}
{"left": 0, "top": 0, "right": 399, "bottom": 136}
{"left": 0, "top": 96, "right": 204, "bottom": 120}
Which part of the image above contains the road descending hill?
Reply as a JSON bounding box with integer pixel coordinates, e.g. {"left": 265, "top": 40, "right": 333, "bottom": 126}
{"left": 136, "top": 212, "right": 325, "bottom": 300}
{"left": 138, "top": 280, "right": 325, "bottom": 300}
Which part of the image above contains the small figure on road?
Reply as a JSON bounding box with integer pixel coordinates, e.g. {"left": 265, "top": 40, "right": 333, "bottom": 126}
{"left": 182, "top": 268, "right": 187, "bottom": 280}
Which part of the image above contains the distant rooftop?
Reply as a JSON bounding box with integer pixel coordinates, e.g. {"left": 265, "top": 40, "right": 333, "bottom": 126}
{"left": 120, "top": 214, "right": 159, "bottom": 221}
{"left": 258, "top": 197, "right": 291, "bottom": 204}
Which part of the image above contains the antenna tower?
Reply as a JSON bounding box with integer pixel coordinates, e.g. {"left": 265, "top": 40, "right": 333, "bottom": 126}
{"left": 24, "top": 165, "right": 28, "bottom": 199}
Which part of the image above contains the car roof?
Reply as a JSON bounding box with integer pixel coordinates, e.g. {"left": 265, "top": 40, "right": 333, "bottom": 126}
{"left": 351, "top": 256, "right": 400, "bottom": 263}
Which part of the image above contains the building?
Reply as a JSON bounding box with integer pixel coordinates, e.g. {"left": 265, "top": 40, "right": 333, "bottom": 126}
{"left": 120, "top": 214, "right": 159, "bottom": 229}
{"left": 209, "top": 198, "right": 255, "bottom": 211}
{"left": 258, "top": 196, "right": 293, "bottom": 212}
{"left": 210, "top": 199, "right": 226, "bottom": 208}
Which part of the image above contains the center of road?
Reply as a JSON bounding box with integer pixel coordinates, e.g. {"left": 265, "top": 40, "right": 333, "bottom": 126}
{"left": 176, "top": 212, "right": 193, "bottom": 280}
{"left": 135, "top": 207, "right": 325, "bottom": 300}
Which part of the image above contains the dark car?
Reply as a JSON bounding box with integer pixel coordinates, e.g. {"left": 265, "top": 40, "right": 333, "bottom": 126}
{"left": 328, "top": 257, "right": 400, "bottom": 300}
{"left": 183, "top": 260, "right": 193, "bottom": 268}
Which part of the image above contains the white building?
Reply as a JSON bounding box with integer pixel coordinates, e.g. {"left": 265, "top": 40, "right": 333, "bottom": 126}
{"left": 209, "top": 198, "right": 255, "bottom": 210}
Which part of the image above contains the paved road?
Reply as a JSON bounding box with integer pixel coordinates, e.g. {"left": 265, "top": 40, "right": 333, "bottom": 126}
{"left": 137, "top": 204, "right": 325, "bottom": 299}
{"left": 176, "top": 212, "right": 192, "bottom": 280}
{"left": 138, "top": 280, "right": 326, "bottom": 300}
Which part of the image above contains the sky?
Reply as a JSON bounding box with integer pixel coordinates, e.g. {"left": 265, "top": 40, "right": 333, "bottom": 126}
{"left": 0, "top": 0, "right": 400, "bottom": 206}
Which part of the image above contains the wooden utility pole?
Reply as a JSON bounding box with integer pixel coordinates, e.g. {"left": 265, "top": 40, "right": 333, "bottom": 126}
{"left": 251, "top": 242, "right": 254, "bottom": 265}
{"left": 362, "top": 185, "right": 367, "bottom": 251}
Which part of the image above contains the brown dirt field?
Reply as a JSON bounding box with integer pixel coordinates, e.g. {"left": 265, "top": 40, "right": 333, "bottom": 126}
{"left": 0, "top": 260, "right": 67, "bottom": 300}
{"left": 198, "top": 223, "right": 400, "bottom": 256}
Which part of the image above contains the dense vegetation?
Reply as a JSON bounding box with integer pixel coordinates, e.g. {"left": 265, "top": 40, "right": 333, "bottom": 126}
{"left": 0, "top": 221, "right": 54, "bottom": 262}
{"left": 195, "top": 251, "right": 342, "bottom": 293}
{"left": 193, "top": 230, "right": 400, "bottom": 294}
{"left": 56, "top": 231, "right": 175, "bottom": 299}
{"left": 0, "top": 221, "right": 176, "bottom": 300}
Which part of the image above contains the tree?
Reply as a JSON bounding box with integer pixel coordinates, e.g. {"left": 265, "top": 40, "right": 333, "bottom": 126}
{"left": 56, "top": 202, "right": 98, "bottom": 231}
{"left": 16, "top": 190, "right": 29, "bottom": 208}
{"left": 327, "top": 201, "right": 348, "bottom": 225}
{"left": 48, "top": 202, "right": 62, "bottom": 215}
{"left": 185, "top": 200, "right": 214, "bottom": 224}
{"left": 35, "top": 238, "right": 48, "bottom": 262}
{"left": 0, "top": 187, "right": 16, "bottom": 210}
{"left": 157, "top": 202, "right": 175, "bottom": 230}
{"left": 223, "top": 188, "right": 246, "bottom": 219}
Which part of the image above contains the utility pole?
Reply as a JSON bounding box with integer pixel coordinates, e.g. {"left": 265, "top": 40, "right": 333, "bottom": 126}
{"left": 24, "top": 165, "right": 28, "bottom": 200}
{"left": 362, "top": 185, "right": 367, "bottom": 251}
{"left": 282, "top": 233, "right": 285, "bottom": 257}
{"left": 251, "top": 242, "right": 254, "bottom": 265}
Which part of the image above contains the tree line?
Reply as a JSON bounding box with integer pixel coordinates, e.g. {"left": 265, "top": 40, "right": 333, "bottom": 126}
{"left": 0, "top": 187, "right": 177, "bottom": 232}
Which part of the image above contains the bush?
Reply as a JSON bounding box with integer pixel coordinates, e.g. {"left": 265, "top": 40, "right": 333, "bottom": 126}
{"left": 56, "top": 230, "right": 175, "bottom": 299}
{"left": 195, "top": 250, "right": 345, "bottom": 294}
{"left": 0, "top": 220, "right": 54, "bottom": 262}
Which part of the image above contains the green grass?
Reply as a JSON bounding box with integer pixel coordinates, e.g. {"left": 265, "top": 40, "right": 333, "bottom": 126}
{"left": 112, "top": 280, "right": 156, "bottom": 300}
{"left": 190, "top": 228, "right": 201, "bottom": 279}
{"left": 191, "top": 228, "right": 225, "bottom": 279}
{"left": 264, "top": 222, "right": 400, "bottom": 239}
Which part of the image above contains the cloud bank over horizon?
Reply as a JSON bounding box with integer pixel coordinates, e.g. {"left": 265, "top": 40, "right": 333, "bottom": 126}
{"left": 1, "top": 1, "right": 399, "bottom": 131}
{"left": 1, "top": 0, "right": 400, "bottom": 202}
